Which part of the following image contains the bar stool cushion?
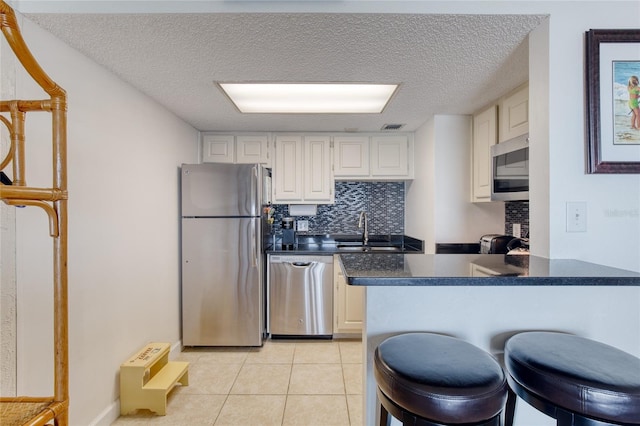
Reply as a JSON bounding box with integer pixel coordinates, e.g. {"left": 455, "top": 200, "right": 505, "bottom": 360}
{"left": 374, "top": 333, "right": 508, "bottom": 424}
{"left": 505, "top": 332, "right": 640, "bottom": 424}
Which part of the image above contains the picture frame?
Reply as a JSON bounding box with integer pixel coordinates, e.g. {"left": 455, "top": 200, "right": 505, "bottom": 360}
{"left": 585, "top": 29, "right": 640, "bottom": 174}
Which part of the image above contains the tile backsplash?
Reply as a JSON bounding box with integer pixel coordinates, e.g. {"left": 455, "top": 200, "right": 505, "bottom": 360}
{"left": 505, "top": 201, "right": 530, "bottom": 237}
{"left": 271, "top": 181, "right": 405, "bottom": 235}
{"left": 271, "top": 184, "right": 529, "bottom": 240}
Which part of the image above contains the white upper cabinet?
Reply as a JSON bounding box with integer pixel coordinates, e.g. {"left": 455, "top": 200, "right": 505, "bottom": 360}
{"left": 202, "top": 134, "right": 235, "bottom": 163}
{"left": 303, "top": 135, "right": 334, "bottom": 202}
{"left": 201, "top": 133, "right": 270, "bottom": 166}
{"left": 470, "top": 81, "right": 528, "bottom": 203}
{"left": 236, "top": 135, "right": 270, "bottom": 164}
{"left": 499, "top": 83, "right": 529, "bottom": 142}
{"left": 273, "top": 135, "right": 304, "bottom": 202}
{"left": 333, "top": 136, "right": 370, "bottom": 177}
{"left": 334, "top": 134, "right": 413, "bottom": 180}
{"left": 371, "top": 135, "right": 411, "bottom": 177}
{"left": 472, "top": 105, "right": 498, "bottom": 202}
{"left": 273, "top": 135, "right": 334, "bottom": 204}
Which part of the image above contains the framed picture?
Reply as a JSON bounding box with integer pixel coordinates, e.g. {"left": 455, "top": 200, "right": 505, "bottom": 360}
{"left": 585, "top": 29, "right": 640, "bottom": 173}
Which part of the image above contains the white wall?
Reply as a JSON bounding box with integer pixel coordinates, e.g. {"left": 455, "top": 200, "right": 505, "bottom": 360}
{"left": 9, "top": 15, "right": 198, "bottom": 425}
{"left": 528, "top": 18, "right": 551, "bottom": 259}
{"left": 0, "top": 31, "right": 18, "bottom": 396}
{"left": 538, "top": 2, "right": 640, "bottom": 271}
{"left": 406, "top": 118, "right": 435, "bottom": 249}
{"left": 407, "top": 115, "right": 504, "bottom": 252}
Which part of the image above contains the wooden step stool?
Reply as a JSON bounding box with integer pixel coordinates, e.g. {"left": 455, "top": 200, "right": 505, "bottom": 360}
{"left": 120, "top": 342, "right": 189, "bottom": 415}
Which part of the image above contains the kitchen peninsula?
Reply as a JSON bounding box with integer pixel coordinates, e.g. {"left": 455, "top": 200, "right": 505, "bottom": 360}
{"left": 340, "top": 253, "right": 640, "bottom": 426}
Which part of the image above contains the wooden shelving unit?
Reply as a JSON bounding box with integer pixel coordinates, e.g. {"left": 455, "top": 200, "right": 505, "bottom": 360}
{"left": 0, "top": 1, "right": 69, "bottom": 424}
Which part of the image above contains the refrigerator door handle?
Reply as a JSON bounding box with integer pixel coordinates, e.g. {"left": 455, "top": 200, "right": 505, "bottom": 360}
{"left": 252, "top": 219, "right": 258, "bottom": 267}
{"left": 251, "top": 165, "right": 258, "bottom": 214}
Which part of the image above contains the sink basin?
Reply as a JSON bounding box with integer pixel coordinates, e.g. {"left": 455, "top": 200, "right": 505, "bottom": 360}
{"left": 337, "top": 245, "right": 401, "bottom": 252}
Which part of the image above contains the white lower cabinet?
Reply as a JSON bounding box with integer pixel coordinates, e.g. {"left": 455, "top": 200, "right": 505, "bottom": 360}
{"left": 272, "top": 135, "right": 334, "bottom": 204}
{"left": 471, "top": 105, "right": 497, "bottom": 202}
{"left": 333, "top": 255, "right": 364, "bottom": 335}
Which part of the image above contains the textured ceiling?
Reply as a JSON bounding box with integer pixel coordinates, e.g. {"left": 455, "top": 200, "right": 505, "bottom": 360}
{"left": 24, "top": 12, "right": 546, "bottom": 132}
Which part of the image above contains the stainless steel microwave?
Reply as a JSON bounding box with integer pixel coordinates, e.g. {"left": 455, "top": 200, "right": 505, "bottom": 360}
{"left": 490, "top": 135, "right": 529, "bottom": 201}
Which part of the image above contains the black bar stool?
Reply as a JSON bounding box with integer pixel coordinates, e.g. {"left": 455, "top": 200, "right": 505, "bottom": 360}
{"left": 504, "top": 331, "right": 640, "bottom": 426}
{"left": 374, "top": 332, "right": 509, "bottom": 426}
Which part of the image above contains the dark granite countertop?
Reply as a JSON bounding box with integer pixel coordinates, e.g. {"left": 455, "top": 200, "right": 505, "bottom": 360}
{"left": 265, "top": 234, "right": 424, "bottom": 255}
{"left": 339, "top": 253, "right": 640, "bottom": 286}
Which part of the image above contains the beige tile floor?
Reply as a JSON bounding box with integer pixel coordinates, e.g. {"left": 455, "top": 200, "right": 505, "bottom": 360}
{"left": 112, "top": 339, "right": 363, "bottom": 426}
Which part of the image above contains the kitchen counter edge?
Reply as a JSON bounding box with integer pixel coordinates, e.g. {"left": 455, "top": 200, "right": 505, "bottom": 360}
{"left": 338, "top": 253, "right": 640, "bottom": 287}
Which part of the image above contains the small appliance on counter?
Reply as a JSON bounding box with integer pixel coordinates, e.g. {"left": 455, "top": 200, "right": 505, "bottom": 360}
{"left": 506, "top": 237, "right": 530, "bottom": 255}
{"left": 479, "top": 234, "right": 516, "bottom": 254}
{"left": 281, "top": 217, "right": 295, "bottom": 249}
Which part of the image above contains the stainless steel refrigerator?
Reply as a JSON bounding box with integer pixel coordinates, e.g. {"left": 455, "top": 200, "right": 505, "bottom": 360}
{"left": 181, "top": 163, "right": 266, "bottom": 346}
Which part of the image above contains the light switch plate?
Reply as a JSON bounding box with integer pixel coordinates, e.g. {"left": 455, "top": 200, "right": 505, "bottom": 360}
{"left": 296, "top": 220, "right": 309, "bottom": 232}
{"left": 512, "top": 223, "right": 521, "bottom": 238}
{"left": 566, "top": 202, "right": 587, "bottom": 232}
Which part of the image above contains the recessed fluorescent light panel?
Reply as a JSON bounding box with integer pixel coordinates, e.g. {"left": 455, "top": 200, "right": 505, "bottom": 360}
{"left": 218, "top": 83, "right": 398, "bottom": 114}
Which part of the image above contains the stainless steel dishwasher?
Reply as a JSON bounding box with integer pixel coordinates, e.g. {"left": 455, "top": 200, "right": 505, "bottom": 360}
{"left": 268, "top": 255, "right": 333, "bottom": 338}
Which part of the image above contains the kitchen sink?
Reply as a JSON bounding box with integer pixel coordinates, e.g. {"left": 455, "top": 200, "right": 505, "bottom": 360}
{"left": 337, "top": 245, "right": 401, "bottom": 252}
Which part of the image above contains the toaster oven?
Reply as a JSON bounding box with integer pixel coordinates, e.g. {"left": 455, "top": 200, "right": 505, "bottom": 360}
{"left": 480, "top": 234, "right": 516, "bottom": 254}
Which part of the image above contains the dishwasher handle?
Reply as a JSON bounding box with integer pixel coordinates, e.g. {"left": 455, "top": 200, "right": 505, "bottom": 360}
{"left": 289, "top": 262, "right": 314, "bottom": 268}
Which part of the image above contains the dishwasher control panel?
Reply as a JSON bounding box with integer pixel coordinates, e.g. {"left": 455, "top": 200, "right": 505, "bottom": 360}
{"left": 269, "top": 255, "right": 334, "bottom": 264}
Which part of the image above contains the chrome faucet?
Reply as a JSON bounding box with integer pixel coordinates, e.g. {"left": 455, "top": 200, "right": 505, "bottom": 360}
{"left": 358, "top": 211, "right": 369, "bottom": 245}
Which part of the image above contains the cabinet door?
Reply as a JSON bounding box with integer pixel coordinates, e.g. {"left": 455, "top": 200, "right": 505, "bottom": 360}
{"left": 499, "top": 84, "right": 529, "bottom": 142}
{"left": 273, "top": 135, "right": 303, "bottom": 202}
{"left": 202, "top": 134, "right": 234, "bottom": 163}
{"left": 334, "top": 256, "right": 364, "bottom": 334}
{"left": 333, "top": 136, "right": 370, "bottom": 177}
{"left": 236, "top": 135, "right": 269, "bottom": 164}
{"left": 303, "top": 136, "right": 334, "bottom": 202}
{"left": 370, "top": 136, "right": 409, "bottom": 177}
{"left": 472, "top": 105, "right": 497, "bottom": 202}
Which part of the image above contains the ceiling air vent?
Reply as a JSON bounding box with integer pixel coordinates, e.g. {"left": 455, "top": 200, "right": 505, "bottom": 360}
{"left": 381, "top": 123, "right": 405, "bottom": 130}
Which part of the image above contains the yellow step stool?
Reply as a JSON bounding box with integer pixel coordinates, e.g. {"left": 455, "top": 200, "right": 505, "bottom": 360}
{"left": 120, "top": 342, "right": 189, "bottom": 415}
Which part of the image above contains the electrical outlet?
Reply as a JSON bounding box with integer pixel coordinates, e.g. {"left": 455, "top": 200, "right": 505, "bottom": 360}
{"left": 512, "top": 223, "right": 521, "bottom": 238}
{"left": 566, "top": 202, "right": 587, "bottom": 232}
{"left": 296, "top": 220, "right": 309, "bottom": 232}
